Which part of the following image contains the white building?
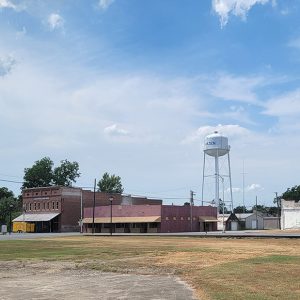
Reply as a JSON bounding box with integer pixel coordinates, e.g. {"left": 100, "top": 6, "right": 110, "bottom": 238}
{"left": 217, "top": 214, "right": 230, "bottom": 231}
{"left": 281, "top": 200, "right": 300, "bottom": 230}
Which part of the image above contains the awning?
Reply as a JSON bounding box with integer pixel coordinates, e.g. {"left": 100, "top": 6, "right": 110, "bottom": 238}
{"left": 83, "top": 216, "right": 161, "bottom": 224}
{"left": 13, "top": 213, "right": 60, "bottom": 222}
{"left": 199, "top": 216, "right": 218, "bottom": 222}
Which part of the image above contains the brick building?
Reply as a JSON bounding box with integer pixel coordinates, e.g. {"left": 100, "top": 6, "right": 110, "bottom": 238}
{"left": 83, "top": 204, "right": 217, "bottom": 233}
{"left": 13, "top": 186, "right": 162, "bottom": 233}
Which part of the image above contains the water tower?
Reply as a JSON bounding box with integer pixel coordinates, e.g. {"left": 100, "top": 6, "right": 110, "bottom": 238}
{"left": 201, "top": 131, "right": 233, "bottom": 211}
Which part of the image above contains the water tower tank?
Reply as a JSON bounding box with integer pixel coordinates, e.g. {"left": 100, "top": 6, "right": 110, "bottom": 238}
{"left": 204, "top": 131, "right": 230, "bottom": 157}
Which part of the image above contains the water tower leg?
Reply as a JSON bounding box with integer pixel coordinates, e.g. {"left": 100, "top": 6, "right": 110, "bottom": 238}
{"left": 201, "top": 152, "right": 206, "bottom": 206}
{"left": 228, "top": 152, "right": 233, "bottom": 212}
{"left": 215, "top": 150, "right": 219, "bottom": 211}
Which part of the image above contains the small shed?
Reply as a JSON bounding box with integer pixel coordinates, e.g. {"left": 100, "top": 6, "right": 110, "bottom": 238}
{"left": 244, "top": 212, "right": 264, "bottom": 230}
{"left": 225, "top": 213, "right": 240, "bottom": 231}
{"left": 235, "top": 213, "right": 253, "bottom": 229}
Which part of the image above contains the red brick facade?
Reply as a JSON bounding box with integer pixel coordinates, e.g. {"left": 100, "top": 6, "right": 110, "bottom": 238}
{"left": 21, "top": 187, "right": 163, "bottom": 232}
{"left": 83, "top": 204, "right": 217, "bottom": 233}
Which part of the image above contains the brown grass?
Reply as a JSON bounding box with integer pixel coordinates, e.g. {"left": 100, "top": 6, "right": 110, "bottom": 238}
{"left": 0, "top": 236, "right": 299, "bottom": 299}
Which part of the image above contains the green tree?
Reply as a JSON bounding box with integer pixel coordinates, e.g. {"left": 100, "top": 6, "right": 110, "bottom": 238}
{"left": 281, "top": 185, "right": 300, "bottom": 202}
{"left": 22, "top": 157, "right": 80, "bottom": 189}
{"left": 53, "top": 160, "right": 80, "bottom": 186}
{"left": 97, "top": 172, "right": 124, "bottom": 194}
{"left": 0, "top": 188, "right": 21, "bottom": 227}
{"left": 22, "top": 157, "right": 53, "bottom": 189}
{"left": 233, "top": 206, "right": 252, "bottom": 213}
{"left": 218, "top": 199, "right": 229, "bottom": 214}
{"left": 0, "top": 187, "right": 14, "bottom": 199}
{"left": 267, "top": 206, "right": 280, "bottom": 216}
{"left": 252, "top": 204, "right": 268, "bottom": 214}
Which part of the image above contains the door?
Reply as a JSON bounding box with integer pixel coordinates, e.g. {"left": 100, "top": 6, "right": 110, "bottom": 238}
{"left": 231, "top": 221, "right": 238, "bottom": 231}
{"left": 251, "top": 220, "right": 257, "bottom": 229}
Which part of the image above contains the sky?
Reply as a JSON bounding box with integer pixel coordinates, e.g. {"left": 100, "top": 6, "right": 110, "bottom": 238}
{"left": 1, "top": 0, "right": 300, "bottom": 208}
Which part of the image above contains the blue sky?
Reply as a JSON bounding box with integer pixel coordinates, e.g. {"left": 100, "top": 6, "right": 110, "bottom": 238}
{"left": 1, "top": 0, "right": 300, "bottom": 208}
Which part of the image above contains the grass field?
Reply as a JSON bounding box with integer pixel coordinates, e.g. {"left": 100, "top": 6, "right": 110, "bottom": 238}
{"left": 0, "top": 236, "right": 299, "bottom": 299}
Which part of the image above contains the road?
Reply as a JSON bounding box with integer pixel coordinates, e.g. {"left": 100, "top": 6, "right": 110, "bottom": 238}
{"left": 1, "top": 230, "right": 300, "bottom": 240}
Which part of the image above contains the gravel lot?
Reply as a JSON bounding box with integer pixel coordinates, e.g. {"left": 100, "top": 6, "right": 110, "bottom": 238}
{"left": 0, "top": 261, "right": 196, "bottom": 300}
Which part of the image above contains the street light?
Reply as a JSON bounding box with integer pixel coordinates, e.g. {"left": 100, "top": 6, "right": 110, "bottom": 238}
{"left": 9, "top": 204, "right": 14, "bottom": 235}
{"left": 109, "top": 196, "right": 114, "bottom": 236}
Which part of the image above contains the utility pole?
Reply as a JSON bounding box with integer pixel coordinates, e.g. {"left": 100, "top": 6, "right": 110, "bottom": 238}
{"left": 80, "top": 189, "right": 83, "bottom": 234}
{"left": 275, "top": 192, "right": 281, "bottom": 230}
{"left": 255, "top": 195, "right": 258, "bottom": 230}
{"left": 190, "top": 190, "right": 195, "bottom": 232}
{"left": 92, "top": 178, "right": 96, "bottom": 234}
{"left": 9, "top": 204, "right": 13, "bottom": 235}
{"left": 109, "top": 196, "right": 114, "bottom": 236}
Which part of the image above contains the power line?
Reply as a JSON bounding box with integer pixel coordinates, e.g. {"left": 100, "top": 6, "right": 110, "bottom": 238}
{"left": 0, "top": 173, "right": 22, "bottom": 179}
{"left": 0, "top": 178, "right": 23, "bottom": 184}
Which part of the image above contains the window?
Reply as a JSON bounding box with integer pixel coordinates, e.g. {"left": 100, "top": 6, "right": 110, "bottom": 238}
{"left": 187, "top": 217, "right": 191, "bottom": 221}
{"left": 29, "top": 203, "right": 32, "bottom": 211}
{"left": 165, "top": 217, "right": 169, "bottom": 221}
{"left": 37, "top": 203, "right": 40, "bottom": 210}
{"left": 56, "top": 202, "right": 59, "bottom": 210}
{"left": 180, "top": 217, "right": 184, "bottom": 221}
{"left": 193, "top": 217, "right": 196, "bottom": 221}
{"left": 116, "top": 223, "right": 125, "bottom": 228}
{"left": 131, "top": 223, "right": 142, "bottom": 228}
{"left": 103, "top": 224, "right": 111, "bottom": 228}
{"left": 34, "top": 203, "right": 36, "bottom": 210}
{"left": 43, "top": 203, "right": 46, "bottom": 210}
{"left": 47, "top": 202, "right": 49, "bottom": 209}
{"left": 35, "top": 193, "right": 38, "bottom": 195}
{"left": 173, "top": 217, "right": 177, "bottom": 221}
{"left": 52, "top": 202, "right": 55, "bottom": 209}
{"left": 149, "top": 223, "right": 158, "bottom": 228}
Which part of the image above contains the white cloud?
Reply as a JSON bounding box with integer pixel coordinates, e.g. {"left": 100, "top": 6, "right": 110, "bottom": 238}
{"left": 0, "top": 36, "right": 298, "bottom": 206}
{"left": 227, "top": 187, "right": 242, "bottom": 193}
{"left": 0, "top": 55, "right": 16, "bottom": 77}
{"left": 263, "top": 89, "right": 300, "bottom": 117}
{"left": 104, "top": 124, "right": 129, "bottom": 137}
{"left": 288, "top": 37, "right": 300, "bottom": 49}
{"left": 99, "top": 0, "right": 114, "bottom": 10}
{"left": 183, "top": 124, "right": 250, "bottom": 144}
{"left": 209, "top": 73, "right": 264, "bottom": 104}
{"left": 212, "top": 0, "right": 272, "bottom": 27}
{"left": 16, "top": 26, "right": 27, "bottom": 38}
{"left": 48, "top": 13, "right": 64, "bottom": 31}
{"left": 280, "top": 8, "right": 290, "bottom": 16}
{"left": 0, "top": 0, "right": 17, "bottom": 10}
{"left": 246, "top": 183, "right": 263, "bottom": 191}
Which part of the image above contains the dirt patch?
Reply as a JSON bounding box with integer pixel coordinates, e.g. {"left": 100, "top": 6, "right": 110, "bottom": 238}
{"left": 0, "top": 261, "right": 197, "bottom": 300}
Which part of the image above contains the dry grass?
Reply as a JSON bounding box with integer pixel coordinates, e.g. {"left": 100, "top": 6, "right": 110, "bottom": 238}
{"left": 0, "top": 236, "right": 299, "bottom": 299}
